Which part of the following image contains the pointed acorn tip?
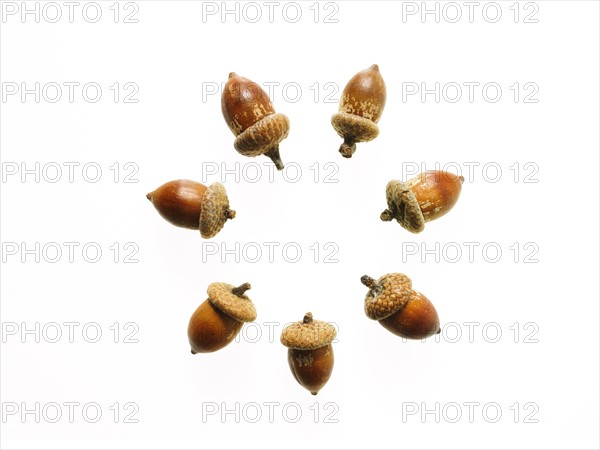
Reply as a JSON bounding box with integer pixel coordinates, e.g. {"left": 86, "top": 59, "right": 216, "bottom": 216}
{"left": 459, "top": 175, "right": 465, "bottom": 184}
{"left": 146, "top": 192, "right": 153, "bottom": 201}
{"left": 191, "top": 349, "right": 197, "bottom": 355}
{"left": 311, "top": 391, "right": 318, "bottom": 395}
{"left": 370, "top": 64, "right": 379, "bottom": 71}
{"left": 228, "top": 72, "right": 237, "bottom": 79}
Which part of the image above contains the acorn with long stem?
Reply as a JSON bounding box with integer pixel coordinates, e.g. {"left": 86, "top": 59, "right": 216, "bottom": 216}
{"left": 222, "top": 72, "right": 290, "bottom": 170}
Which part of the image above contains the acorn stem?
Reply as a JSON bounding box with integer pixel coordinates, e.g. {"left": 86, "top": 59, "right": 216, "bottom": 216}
{"left": 265, "top": 146, "right": 284, "bottom": 170}
{"left": 339, "top": 138, "right": 356, "bottom": 158}
{"left": 361, "top": 275, "right": 377, "bottom": 288}
{"left": 232, "top": 283, "right": 251, "bottom": 297}
{"left": 380, "top": 209, "right": 393, "bottom": 221}
{"left": 303, "top": 312, "right": 313, "bottom": 324}
{"left": 225, "top": 209, "right": 236, "bottom": 220}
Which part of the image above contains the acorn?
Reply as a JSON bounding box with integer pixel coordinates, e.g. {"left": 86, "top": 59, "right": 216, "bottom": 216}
{"left": 222, "top": 72, "right": 290, "bottom": 170}
{"left": 146, "top": 179, "right": 235, "bottom": 239}
{"left": 361, "top": 274, "right": 440, "bottom": 340}
{"left": 331, "top": 64, "right": 386, "bottom": 158}
{"left": 380, "top": 171, "right": 464, "bottom": 233}
{"left": 280, "top": 312, "right": 336, "bottom": 395}
{"left": 188, "top": 282, "right": 256, "bottom": 354}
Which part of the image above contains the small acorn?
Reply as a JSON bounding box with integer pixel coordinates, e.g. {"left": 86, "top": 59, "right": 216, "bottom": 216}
{"left": 280, "top": 312, "right": 336, "bottom": 395}
{"left": 188, "top": 282, "right": 256, "bottom": 354}
{"left": 146, "top": 179, "right": 235, "bottom": 239}
{"left": 222, "top": 72, "right": 290, "bottom": 170}
{"left": 331, "top": 64, "right": 386, "bottom": 158}
{"left": 381, "top": 171, "right": 464, "bottom": 233}
{"left": 361, "top": 274, "right": 440, "bottom": 340}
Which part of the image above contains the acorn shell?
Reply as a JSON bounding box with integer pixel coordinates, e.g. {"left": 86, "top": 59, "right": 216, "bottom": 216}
{"left": 199, "top": 182, "right": 234, "bottom": 239}
{"left": 207, "top": 282, "right": 256, "bottom": 323}
{"left": 222, "top": 72, "right": 276, "bottom": 135}
{"left": 379, "top": 290, "right": 441, "bottom": 340}
{"left": 339, "top": 64, "right": 386, "bottom": 122}
{"left": 406, "top": 171, "right": 464, "bottom": 223}
{"left": 364, "top": 273, "right": 413, "bottom": 320}
{"left": 382, "top": 180, "right": 425, "bottom": 234}
{"left": 280, "top": 313, "right": 336, "bottom": 350}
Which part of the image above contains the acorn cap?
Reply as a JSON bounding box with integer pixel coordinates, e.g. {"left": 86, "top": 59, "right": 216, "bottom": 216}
{"left": 199, "top": 182, "right": 236, "bottom": 239}
{"left": 361, "top": 273, "right": 413, "bottom": 320}
{"left": 234, "top": 112, "right": 290, "bottom": 168}
{"left": 280, "top": 312, "right": 336, "bottom": 350}
{"left": 380, "top": 180, "right": 425, "bottom": 234}
{"left": 207, "top": 282, "right": 256, "bottom": 322}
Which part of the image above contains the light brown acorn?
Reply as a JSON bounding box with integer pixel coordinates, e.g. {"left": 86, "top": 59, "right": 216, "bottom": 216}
{"left": 188, "top": 282, "right": 256, "bottom": 354}
{"left": 361, "top": 274, "right": 440, "bottom": 340}
{"left": 381, "top": 170, "right": 464, "bottom": 233}
{"left": 222, "top": 72, "right": 290, "bottom": 170}
{"left": 331, "top": 64, "right": 386, "bottom": 158}
{"left": 280, "top": 312, "right": 336, "bottom": 395}
{"left": 146, "top": 179, "right": 235, "bottom": 239}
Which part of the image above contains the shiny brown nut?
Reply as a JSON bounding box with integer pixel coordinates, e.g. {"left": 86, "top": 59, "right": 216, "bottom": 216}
{"left": 380, "top": 171, "right": 464, "bottom": 233}
{"left": 188, "top": 282, "right": 256, "bottom": 354}
{"left": 331, "top": 64, "right": 386, "bottom": 158}
{"left": 146, "top": 180, "right": 235, "bottom": 239}
{"left": 361, "top": 274, "right": 440, "bottom": 340}
{"left": 222, "top": 72, "right": 290, "bottom": 170}
{"left": 280, "top": 312, "right": 336, "bottom": 395}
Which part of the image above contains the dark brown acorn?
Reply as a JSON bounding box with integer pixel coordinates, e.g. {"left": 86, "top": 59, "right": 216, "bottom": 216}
{"left": 361, "top": 274, "right": 440, "bottom": 340}
{"left": 188, "top": 282, "right": 256, "bottom": 354}
{"left": 222, "top": 73, "right": 290, "bottom": 170}
{"left": 331, "top": 64, "right": 386, "bottom": 158}
{"left": 146, "top": 179, "right": 235, "bottom": 239}
{"left": 380, "top": 171, "right": 464, "bottom": 233}
{"left": 280, "top": 312, "right": 336, "bottom": 395}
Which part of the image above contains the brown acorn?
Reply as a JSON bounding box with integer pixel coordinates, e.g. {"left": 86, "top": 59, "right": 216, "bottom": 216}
{"left": 380, "top": 171, "right": 464, "bottom": 233}
{"left": 188, "top": 282, "right": 256, "bottom": 354}
{"left": 280, "top": 312, "right": 336, "bottom": 395}
{"left": 361, "top": 274, "right": 440, "bottom": 340}
{"left": 146, "top": 179, "right": 235, "bottom": 239}
{"left": 222, "top": 72, "right": 290, "bottom": 170}
{"left": 331, "top": 64, "right": 386, "bottom": 158}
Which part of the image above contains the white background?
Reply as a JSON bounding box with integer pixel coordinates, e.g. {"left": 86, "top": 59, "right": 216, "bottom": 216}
{"left": 1, "top": 1, "right": 599, "bottom": 449}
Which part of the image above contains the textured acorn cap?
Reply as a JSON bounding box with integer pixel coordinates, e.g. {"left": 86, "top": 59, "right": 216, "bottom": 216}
{"left": 234, "top": 113, "right": 289, "bottom": 157}
{"left": 331, "top": 112, "right": 380, "bottom": 143}
{"left": 362, "top": 273, "right": 413, "bottom": 320}
{"left": 280, "top": 313, "right": 336, "bottom": 350}
{"left": 380, "top": 180, "right": 425, "bottom": 234}
{"left": 207, "top": 282, "right": 256, "bottom": 323}
{"left": 199, "top": 182, "right": 235, "bottom": 239}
